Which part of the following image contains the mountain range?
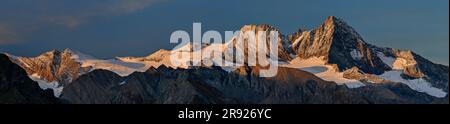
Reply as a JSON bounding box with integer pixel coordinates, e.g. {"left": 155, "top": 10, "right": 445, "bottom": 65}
{"left": 1, "top": 16, "right": 448, "bottom": 104}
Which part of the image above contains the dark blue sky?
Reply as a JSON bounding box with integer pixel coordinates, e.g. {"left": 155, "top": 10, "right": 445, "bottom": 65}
{"left": 0, "top": 0, "right": 448, "bottom": 65}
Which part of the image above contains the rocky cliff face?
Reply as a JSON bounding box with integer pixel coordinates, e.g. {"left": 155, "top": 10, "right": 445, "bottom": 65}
{"left": 0, "top": 54, "right": 60, "bottom": 104}
{"left": 291, "top": 16, "right": 391, "bottom": 74}
{"left": 7, "top": 49, "right": 89, "bottom": 86}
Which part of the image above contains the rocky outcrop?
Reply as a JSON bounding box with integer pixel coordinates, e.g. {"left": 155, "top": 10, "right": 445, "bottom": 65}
{"left": 374, "top": 47, "right": 449, "bottom": 92}
{"left": 0, "top": 54, "right": 60, "bottom": 104}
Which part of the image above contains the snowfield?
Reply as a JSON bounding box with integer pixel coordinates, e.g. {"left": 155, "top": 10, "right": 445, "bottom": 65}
{"left": 350, "top": 49, "right": 362, "bottom": 60}
{"left": 283, "top": 56, "right": 365, "bottom": 88}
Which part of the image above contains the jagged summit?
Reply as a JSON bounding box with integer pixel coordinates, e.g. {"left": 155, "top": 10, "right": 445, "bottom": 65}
{"left": 323, "top": 16, "right": 344, "bottom": 25}
{"left": 230, "top": 24, "right": 293, "bottom": 62}
{"left": 3, "top": 16, "right": 448, "bottom": 100}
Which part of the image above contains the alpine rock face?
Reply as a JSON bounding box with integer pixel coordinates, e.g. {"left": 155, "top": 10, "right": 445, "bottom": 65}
{"left": 1, "top": 16, "right": 448, "bottom": 103}
{"left": 0, "top": 54, "right": 59, "bottom": 104}
{"left": 285, "top": 16, "right": 448, "bottom": 98}
{"left": 290, "top": 16, "right": 390, "bottom": 74}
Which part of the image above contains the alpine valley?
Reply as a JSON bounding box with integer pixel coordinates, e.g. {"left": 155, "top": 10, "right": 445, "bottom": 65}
{"left": 1, "top": 16, "right": 448, "bottom": 104}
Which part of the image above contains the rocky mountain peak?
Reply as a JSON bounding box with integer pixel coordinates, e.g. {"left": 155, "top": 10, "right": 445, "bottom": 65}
{"left": 144, "top": 49, "right": 171, "bottom": 62}
{"left": 36, "top": 49, "right": 75, "bottom": 60}
{"left": 231, "top": 24, "right": 292, "bottom": 62}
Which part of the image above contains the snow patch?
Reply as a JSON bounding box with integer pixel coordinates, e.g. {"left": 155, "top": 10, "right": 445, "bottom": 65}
{"left": 284, "top": 56, "right": 365, "bottom": 88}
{"left": 379, "top": 71, "right": 447, "bottom": 98}
{"left": 29, "top": 74, "right": 63, "bottom": 97}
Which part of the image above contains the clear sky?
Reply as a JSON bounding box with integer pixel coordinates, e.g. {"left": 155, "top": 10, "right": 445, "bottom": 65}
{"left": 0, "top": 0, "right": 448, "bottom": 65}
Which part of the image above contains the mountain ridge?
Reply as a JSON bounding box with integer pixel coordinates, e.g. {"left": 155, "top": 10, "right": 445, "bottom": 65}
{"left": 3, "top": 16, "right": 448, "bottom": 101}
